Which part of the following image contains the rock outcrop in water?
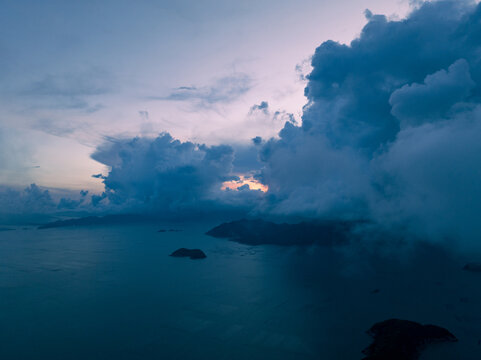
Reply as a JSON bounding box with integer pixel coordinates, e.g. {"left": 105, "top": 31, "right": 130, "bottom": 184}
{"left": 158, "top": 229, "right": 182, "bottom": 233}
{"left": 362, "top": 319, "right": 457, "bottom": 360}
{"left": 463, "top": 262, "right": 481, "bottom": 272}
{"left": 206, "top": 218, "right": 357, "bottom": 246}
{"left": 170, "top": 248, "right": 206, "bottom": 259}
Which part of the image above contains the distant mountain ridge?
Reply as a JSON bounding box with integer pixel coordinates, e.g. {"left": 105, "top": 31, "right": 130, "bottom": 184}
{"left": 37, "top": 214, "right": 152, "bottom": 229}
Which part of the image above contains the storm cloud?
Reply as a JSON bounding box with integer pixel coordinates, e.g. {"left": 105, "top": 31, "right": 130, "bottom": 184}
{"left": 257, "top": 0, "right": 481, "bottom": 242}
{"left": 84, "top": 0, "right": 481, "bottom": 243}
{"left": 90, "top": 133, "right": 263, "bottom": 216}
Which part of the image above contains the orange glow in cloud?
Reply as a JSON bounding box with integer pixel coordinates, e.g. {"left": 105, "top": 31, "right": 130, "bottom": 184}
{"left": 221, "top": 175, "right": 268, "bottom": 192}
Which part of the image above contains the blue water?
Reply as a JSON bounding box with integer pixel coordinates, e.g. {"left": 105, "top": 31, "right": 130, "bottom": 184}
{"left": 0, "top": 223, "right": 480, "bottom": 359}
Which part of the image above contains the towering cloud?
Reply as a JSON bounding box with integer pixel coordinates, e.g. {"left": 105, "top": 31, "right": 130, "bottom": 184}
{"left": 86, "top": 0, "right": 481, "bottom": 243}
{"left": 91, "top": 133, "right": 263, "bottom": 216}
{"left": 0, "top": 184, "right": 56, "bottom": 219}
{"left": 258, "top": 0, "right": 481, "bottom": 241}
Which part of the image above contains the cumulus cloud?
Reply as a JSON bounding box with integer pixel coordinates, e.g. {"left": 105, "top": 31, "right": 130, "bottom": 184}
{"left": 256, "top": 0, "right": 481, "bottom": 242}
{"left": 0, "top": 184, "right": 56, "bottom": 215}
{"left": 90, "top": 133, "right": 263, "bottom": 216}
{"left": 390, "top": 59, "right": 476, "bottom": 126}
{"left": 0, "top": 184, "right": 95, "bottom": 220}
{"left": 57, "top": 190, "right": 89, "bottom": 210}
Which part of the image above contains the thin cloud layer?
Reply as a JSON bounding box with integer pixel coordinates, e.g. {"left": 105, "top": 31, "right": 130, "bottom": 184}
{"left": 258, "top": 0, "right": 481, "bottom": 241}
{"left": 151, "top": 73, "right": 252, "bottom": 107}
{"left": 22, "top": 68, "right": 111, "bottom": 112}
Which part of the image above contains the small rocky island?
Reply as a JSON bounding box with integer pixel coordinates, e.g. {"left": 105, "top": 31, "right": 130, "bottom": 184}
{"left": 170, "top": 248, "right": 206, "bottom": 260}
{"left": 362, "top": 319, "right": 457, "bottom": 360}
{"left": 463, "top": 262, "right": 481, "bottom": 272}
{"left": 206, "top": 218, "right": 358, "bottom": 246}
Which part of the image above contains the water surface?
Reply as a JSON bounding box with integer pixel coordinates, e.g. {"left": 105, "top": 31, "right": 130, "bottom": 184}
{"left": 0, "top": 223, "right": 480, "bottom": 359}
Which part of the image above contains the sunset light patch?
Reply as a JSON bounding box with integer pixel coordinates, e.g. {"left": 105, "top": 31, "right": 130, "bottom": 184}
{"left": 221, "top": 175, "right": 268, "bottom": 192}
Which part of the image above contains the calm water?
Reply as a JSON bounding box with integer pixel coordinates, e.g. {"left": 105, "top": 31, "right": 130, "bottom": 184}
{"left": 0, "top": 223, "right": 480, "bottom": 359}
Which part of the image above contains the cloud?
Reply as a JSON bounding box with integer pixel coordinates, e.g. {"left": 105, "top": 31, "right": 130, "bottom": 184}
{"left": 372, "top": 108, "right": 481, "bottom": 241}
{"left": 21, "top": 68, "right": 111, "bottom": 112}
{"left": 57, "top": 190, "right": 89, "bottom": 210}
{"left": 0, "top": 184, "right": 97, "bottom": 223}
{"left": 240, "top": 100, "right": 298, "bottom": 141}
{"left": 150, "top": 73, "right": 252, "bottom": 107}
{"left": 256, "top": 0, "right": 481, "bottom": 242}
{"left": 90, "top": 132, "right": 263, "bottom": 216}
{"left": 389, "top": 59, "right": 475, "bottom": 127}
{"left": 31, "top": 118, "right": 76, "bottom": 137}
{"left": 0, "top": 184, "right": 56, "bottom": 215}
{"left": 26, "top": 69, "right": 112, "bottom": 97}
{"left": 249, "top": 101, "right": 269, "bottom": 115}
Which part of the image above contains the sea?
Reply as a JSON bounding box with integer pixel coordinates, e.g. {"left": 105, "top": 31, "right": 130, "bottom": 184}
{"left": 0, "top": 222, "right": 480, "bottom": 359}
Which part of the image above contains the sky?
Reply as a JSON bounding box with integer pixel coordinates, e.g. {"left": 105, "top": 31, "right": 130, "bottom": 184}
{"left": 0, "top": 0, "right": 412, "bottom": 191}
{"left": 2, "top": 0, "right": 481, "bottom": 247}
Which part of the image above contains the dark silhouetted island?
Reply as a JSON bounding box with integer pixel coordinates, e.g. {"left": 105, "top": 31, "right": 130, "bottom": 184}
{"left": 206, "top": 218, "right": 358, "bottom": 246}
{"left": 463, "top": 262, "right": 481, "bottom": 272}
{"left": 170, "top": 248, "right": 206, "bottom": 259}
{"left": 362, "top": 319, "right": 457, "bottom": 360}
{"left": 38, "top": 214, "right": 153, "bottom": 229}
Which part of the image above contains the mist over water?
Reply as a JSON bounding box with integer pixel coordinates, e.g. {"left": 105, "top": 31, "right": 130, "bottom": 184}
{"left": 1, "top": 223, "right": 480, "bottom": 359}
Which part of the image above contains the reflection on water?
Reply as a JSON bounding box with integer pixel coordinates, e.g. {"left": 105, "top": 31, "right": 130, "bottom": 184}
{"left": 0, "top": 223, "right": 480, "bottom": 359}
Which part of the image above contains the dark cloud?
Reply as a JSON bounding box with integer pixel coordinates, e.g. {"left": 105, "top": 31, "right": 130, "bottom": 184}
{"left": 150, "top": 73, "right": 252, "bottom": 107}
{"left": 257, "top": 0, "right": 481, "bottom": 242}
{"left": 0, "top": 184, "right": 56, "bottom": 215}
{"left": 252, "top": 136, "right": 262, "bottom": 145}
{"left": 231, "top": 143, "right": 262, "bottom": 173}
{"left": 0, "top": 185, "right": 59, "bottom": 224}
{"left": 57, "top": 190, "right": 89, "bottom": 210}
{"left": 0, "top": 184, "right": 97, "bottom": 223}
{"left": 249, "top": 101, "right": 269, "bottom": 115}
{"left": 90, "top": 133, "right": 263, "bottom": 216}
{"left": 389, "top": 59, "right": 475, "bottom": 126}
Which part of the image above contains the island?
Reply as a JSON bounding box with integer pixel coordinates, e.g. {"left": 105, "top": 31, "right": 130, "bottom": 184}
{"left": 362, "top": 319, "right": 457, "bottom": 360}
{"left": 206, "top": 218, "right": 359, "bottom": 246}
{"left": 37, "top": 214, "right": 161, "bottom": 229}
{"left": 463, "top": 262, "right": 481, "bottom": 272}
{"left": 170, "top": 248, "right": 207, "bottom": 260}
